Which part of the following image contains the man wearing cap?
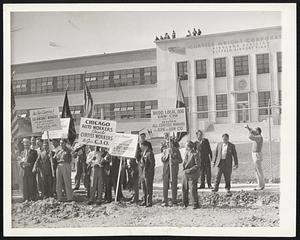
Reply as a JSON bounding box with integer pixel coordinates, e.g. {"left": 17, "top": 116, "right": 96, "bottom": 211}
{"left": 19, "top": 138, "right": 38, "bottom": 201}
{"left": 245, "top": 125, "right": 265, "bottom": 191}
{"left": 194, "top": 130, "right": 213, "bottom": 189}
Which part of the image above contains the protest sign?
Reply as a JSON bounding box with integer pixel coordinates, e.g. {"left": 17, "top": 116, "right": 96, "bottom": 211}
{"left": 151, "top": 107, "right": 187, "bottom": 133}
{"left": 109, "top": 133, "right": 139, "bottom": 158}
{"left": 41, "top": 118, "right": 70, "bottom": 139}
{"left": 78, "top": 117, "right": 116, "bottom": 147}
{"left": 30, "top": 108, "right": 61, "bottom": 133}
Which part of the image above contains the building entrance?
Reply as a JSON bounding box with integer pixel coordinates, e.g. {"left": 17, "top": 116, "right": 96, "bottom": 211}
{"left": 236, "top": 93, "right": 249, "bottom": 123}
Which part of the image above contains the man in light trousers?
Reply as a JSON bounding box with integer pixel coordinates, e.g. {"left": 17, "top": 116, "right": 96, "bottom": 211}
{"left": 245, "top": 125, "right": 265, "bottom": 190}
{"left": 55, "top": 139, "right": 73, "bottom": 201}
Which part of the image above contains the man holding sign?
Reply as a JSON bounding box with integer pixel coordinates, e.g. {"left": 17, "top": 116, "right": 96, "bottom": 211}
{"left": 161, "top": 136, "right": 182, "bottom": 207}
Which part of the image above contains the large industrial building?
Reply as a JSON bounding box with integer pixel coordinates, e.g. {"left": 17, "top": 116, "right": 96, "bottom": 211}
{"left": 12, "top": 26, "right": 282, "bottom": 139}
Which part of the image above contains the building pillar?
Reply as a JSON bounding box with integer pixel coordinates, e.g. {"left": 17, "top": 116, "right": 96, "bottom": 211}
{"left": 227, "top": 56, "right": 236, "bottom": 123}
{"left": 187, "top": 60, "right": 197, "bottom": 141}
{"left": 270, "top": 52, "right": 280, "bottom": 125}
{"left": 250, "top": 53, "right": 259, "bottom": 122}
{"left": 207, "top": 58, "right": 216, "bottom": 123}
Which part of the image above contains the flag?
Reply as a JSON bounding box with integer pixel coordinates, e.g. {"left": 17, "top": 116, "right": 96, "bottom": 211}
{"left": 83, "top": 78, "right": 94, "bottom": 118}
{"left": 62, "top": 90, "right": 76, "bottom": 145}
{"left": 11, "top": 85, "right": 19, "bottom": 142}
{"left": 176, "top": 77, "right": 188, "bottom": 142}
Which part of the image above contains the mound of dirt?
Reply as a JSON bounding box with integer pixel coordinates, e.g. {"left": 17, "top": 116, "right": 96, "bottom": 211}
{"left": 11, "top": 198, "right": 126, "bottom": 225}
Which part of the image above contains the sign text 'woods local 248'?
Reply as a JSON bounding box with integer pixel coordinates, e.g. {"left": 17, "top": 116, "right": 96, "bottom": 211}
{"left": 30, "top": 108, "right": 61, "bottom": 133}
{"left": 78, "top": 117, "right": 116, "bottom": 148}
{"left": 151, "top": 107, "right": 187, "bottom": 133}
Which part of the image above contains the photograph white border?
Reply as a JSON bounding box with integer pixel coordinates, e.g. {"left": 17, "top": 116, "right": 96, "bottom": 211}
{"left": 3, "top": 3, "right": 297, "bottom": 237}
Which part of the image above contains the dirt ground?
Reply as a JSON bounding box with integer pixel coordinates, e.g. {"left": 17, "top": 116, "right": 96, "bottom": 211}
{"left": 12, "top": 190, "right": 279, "bottom": 228}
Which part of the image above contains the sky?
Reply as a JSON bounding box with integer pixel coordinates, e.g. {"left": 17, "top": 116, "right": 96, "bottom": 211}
{"left": 11, "top": 11, "right": 281, "bottom": 64}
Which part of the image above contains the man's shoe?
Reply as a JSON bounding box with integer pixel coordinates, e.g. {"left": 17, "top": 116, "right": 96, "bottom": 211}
{"left": 171, "top": 202, "right": 178, "bottom": 207}
{"left": 73, "top": 187, "right": 79, "bottom": 191}
{"left": 146, "top": 204, "right": 152, "bottom": 207}
{"left": 212, "top": 188, "right": 218, "bottom": 192}
{"left": 208, "top": 186, "right": 214, "bottom": 189}
{"left": 225, "top": 191, "right": 232, "bottom": 197}
{"left": 140, "top": 202, "right": 146, "bottom": 206}
{"left": 254, "top": 187, "right": 265, "bottom": 191}
{"left": 87, "top": 201, "right": 93, "bottom": 205}
{"left": 193, "top": 205, "right": 199, "bottom": 209}
{"left": 96, "top": 201, "right": 101, "bottom": 205}
{"left": 161, "top": 203, "right": 169, "bottom": 207}
{"left": 198, "top": 185, "right": 205, "bottom": 189}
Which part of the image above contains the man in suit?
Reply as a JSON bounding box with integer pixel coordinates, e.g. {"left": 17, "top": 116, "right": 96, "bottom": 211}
{"left": 212, "top": 133, "right": 238, "bottom": 196}
{"left": 182, "top": 141, "right": 201, "bottom": 209}
{"left": 136, "top": 133, "right": 152, "bottom": 189}
{"left": 161, "top": 138, "right": 182, "bottom": 207}
{"left": 19, "top": 138, "right": 38, "bottom": 201}
{"left": 140, "top": 141, "right": 155, "bottom": 207}
{"left": 194, "top": 130, "right": 213, "bottom": 189}
{"left": 160, "top": 133, "right": 179, "bottom": 152}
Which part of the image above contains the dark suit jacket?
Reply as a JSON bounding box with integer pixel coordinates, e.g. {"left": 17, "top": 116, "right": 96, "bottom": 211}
{"left": 141, "top": 149, "right": 155, "bottom": 179}
{"left": 194, "top": 138, "right": 212, "bottom": 166}
{"left": 161, "top": 147, "right": 182, "bottom": 175}
{"left": 20, "top": 149, "right": 38, "bottom": 176}
{"left": 136, "top": 141, "right": 153, "bottom": 161}
{"left": 183, "top": 150, "right": 201, "bottom": 180}
{"left": 213, "top": 142, "right": 238, "bottom": 169}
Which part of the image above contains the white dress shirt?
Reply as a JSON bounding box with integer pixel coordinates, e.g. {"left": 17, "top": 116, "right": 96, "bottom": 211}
{"left": 221, "top": 143, "right": 228, "bottom": 159}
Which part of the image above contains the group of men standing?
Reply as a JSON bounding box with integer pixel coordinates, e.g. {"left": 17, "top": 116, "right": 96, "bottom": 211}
{"left": 16, "top": 125, "right": 265, "bottom": 209}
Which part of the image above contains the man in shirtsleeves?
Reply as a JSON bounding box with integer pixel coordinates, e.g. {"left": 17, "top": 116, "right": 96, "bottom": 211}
{"left": 55, "top": 139, "right": 73, "bottom": 202}
{"left": 245, "top": 125, "right": 265, "bottom": 190}
{"left": 32, "top": 141, "right": 54, "bottom": 198}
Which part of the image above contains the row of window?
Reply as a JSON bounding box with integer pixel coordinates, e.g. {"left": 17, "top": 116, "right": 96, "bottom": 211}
{"left": 12, "top": 66, "right": 157, "bottom": 96}
{"left": 177, "top": 52, "right": 282, "bottom": 80}
{"left": 187, "top": 91, "right": 281, "bottom": 119}
{"left": 16, "top": 100, "right": 158, "bottom": 122}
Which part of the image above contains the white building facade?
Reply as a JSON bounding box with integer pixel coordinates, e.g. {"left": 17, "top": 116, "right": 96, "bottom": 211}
{"left": 12, "top": 26, "right": 281, "bottom": 137}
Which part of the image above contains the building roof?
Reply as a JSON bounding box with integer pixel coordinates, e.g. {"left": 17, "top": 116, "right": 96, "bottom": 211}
{"left": 154, "top": 26, "right": 282, "bottom": 44}
{"left": 12, "top": 48, "right": 157, "bottom": 74}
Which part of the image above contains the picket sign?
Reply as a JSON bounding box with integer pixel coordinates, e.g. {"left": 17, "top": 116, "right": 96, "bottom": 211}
{"left": 30, "top": 107, "right": 61, "bottom": 178}
{"left": 151, "top": 107, "right": 187, "bottom": 184}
